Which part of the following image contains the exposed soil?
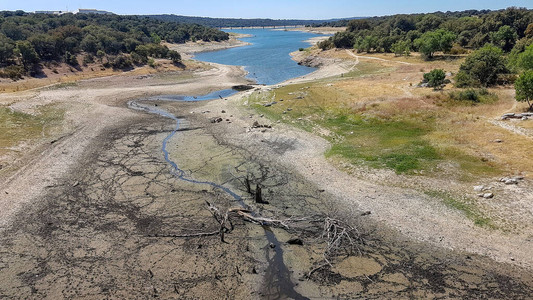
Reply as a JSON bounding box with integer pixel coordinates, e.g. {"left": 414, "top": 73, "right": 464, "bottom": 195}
{"left": 1, "top": 41, "right": 533, "bottom": 298}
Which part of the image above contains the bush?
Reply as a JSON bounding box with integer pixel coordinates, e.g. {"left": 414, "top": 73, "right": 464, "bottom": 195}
{"left": 64, "top": 51, "right": 79, "bottom": 66}
{"left": 0, "top": 64, "right": 25, "bottom": 80}
{"left": 423, "top": 69, "right": 446, "bottom": 88}
{"left": 147, "top": 58, "right": 156, "bottom": 68}
{"left": 448, "top": 88, "right": 496, "bottom": 103}
{"left": 130, "top": 51, "right": 148, "bottom": 65}
{"left": 110, "top": 55, "right": 133, "bottom": 70}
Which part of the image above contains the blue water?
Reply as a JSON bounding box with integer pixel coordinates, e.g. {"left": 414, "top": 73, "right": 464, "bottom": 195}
{"left": 147, "top": 89, "right": 237, "bottom": 101}
{"left": 194, "top": 29, "right": 323, "bottom": 85}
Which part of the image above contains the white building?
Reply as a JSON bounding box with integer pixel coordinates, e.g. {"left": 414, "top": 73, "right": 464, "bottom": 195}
{"left": 75, "top": 9, "right": 114, "bottom": 15}
{"left": 34, "top": 11, "right": 67, "bottom": 15}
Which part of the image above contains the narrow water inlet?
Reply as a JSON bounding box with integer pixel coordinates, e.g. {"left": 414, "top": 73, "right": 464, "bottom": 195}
{"left": 128, "top": 93, "right": 307, "bottom": 299}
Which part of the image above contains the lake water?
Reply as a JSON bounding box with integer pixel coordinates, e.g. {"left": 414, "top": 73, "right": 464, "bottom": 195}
{"left": 194, "top": 29, "right": 323, "bottom": 85}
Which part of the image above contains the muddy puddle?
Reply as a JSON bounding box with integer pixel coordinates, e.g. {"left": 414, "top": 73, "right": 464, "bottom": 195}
{"left": 0, "top": 98, "right": 532, "bottom": 299}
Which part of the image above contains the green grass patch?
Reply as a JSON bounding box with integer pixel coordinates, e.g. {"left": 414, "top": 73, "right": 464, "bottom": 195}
{"left": 323, "top": 115, "right": 439, "bottom": 173}
{"left": 425, "top": 190, "right": 495, "bottom": 228}
{"left": 0, "top": 104, "right": 65, "bottom": 154}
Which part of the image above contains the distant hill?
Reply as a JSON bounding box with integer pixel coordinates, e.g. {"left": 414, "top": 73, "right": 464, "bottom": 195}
{"left": 146, "top": 14, "right": 364, "bottom": 28}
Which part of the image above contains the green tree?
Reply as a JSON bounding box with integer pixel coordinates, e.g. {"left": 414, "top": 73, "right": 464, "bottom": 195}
{"left": 167, "top": 50, "right": 181, "bottom": 64}
{"left": 423, "top": 69, "right": 446, "bottom": 88}
{"left": 414, "top": 29, "right": 455, "bottom": 59}
{"left": 391, "top": 40, "right": 410, "bottom": 56}
{"left": 15, "top": 41, "right": 39, "bottom": 69}
{"left": 491, "top": 25, "right": 518, "bottom": 52}
{"left": 456, "top": 44, "right": 508, "bottom": 87}
{"left": 0, "top": 34, "right": 15, "bottom": 63}
{"left": 80, "top": 34, "right": 99, "bottom": 54}
{"left": 517, "top": 44, "right": 533, "bottom": 70}
{"left": 515, "top": 70, "right": 533, "bottom": 111}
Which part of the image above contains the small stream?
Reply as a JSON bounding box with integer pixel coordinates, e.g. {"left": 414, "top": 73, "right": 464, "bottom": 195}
{"left": 128, "top": 93, "right": 307, "bottom": 300}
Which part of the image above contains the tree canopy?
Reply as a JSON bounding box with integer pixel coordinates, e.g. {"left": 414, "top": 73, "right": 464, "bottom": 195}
{"left": 515, "top": 70, "right": 533, "bottom": 111}
{"left": 318, "top": 7, "right": 533, "bottom": 59}
{"left": 455, "top": 44, "right": 508, "bottom": 87}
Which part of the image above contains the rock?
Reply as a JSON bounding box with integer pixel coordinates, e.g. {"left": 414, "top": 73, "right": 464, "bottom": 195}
{"left": 287, "top": 238, "right": 304, "bottom": 245}
{"left": 252, "top": 121, "right": 260, "bottom": 128}
{"left": 473, "top": 185, "right": 485, "bottom": 192}
{"left": 522, "top": 116, "right": 529, "bottom": 120}
{"left": 361, "top": 211, "right": 371, "bottom": 216}
{"left": 505, "top": 178, "right": 519, "bottom": 185}
{"left": 483, "top": 193, "right": 494, "bottom": 199}
{"left": 287, "top": 108, "right": 292, "bottom": 111}
{"left": 259, "top": 114, "right": 264, "bottom": 118}
{"left": 512, "top": 176, "right": 524, "bottom": 180}
{"left": 503, "top": 113, "right": 515, "bottom": 117}
{"left": 499, "top": 177, "right": 509, "bottom": 182}
{"left": 269, "top": 243, "right": 276, "bottom": 249}
{"left": 211, "top": 117, "right": 223, "bottom": 123}
{"left": 494, "top": 139, "right": 503, "bottom": 143}
{"left": 221, "top": 110, "right": 226, "bottom": 113}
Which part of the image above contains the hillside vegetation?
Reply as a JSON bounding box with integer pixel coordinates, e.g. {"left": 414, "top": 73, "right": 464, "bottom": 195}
{"left": 318, "top": 7, "right": 533, "bottom": 60}
{"left": 0, "top": 11, "right": 229, "bottom": 79}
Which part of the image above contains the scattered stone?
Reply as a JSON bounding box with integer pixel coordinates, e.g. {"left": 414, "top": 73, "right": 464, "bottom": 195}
{"left": 287, "top": 108, "right": 292, "bottom": 111}
{"left": 226, "top": 119, "right": 230, "bottom": 122}
{"left": 252, "top": 267, "right": 258, "bottom": 274}
{"left": 522, "top": 116, "right": 529, "bottom": 121}
{"left": 483, "top": 193, "right": 494, "bottom": 199}
{"left": 202, "top": 110, "right": 210, "bottom": 114}
{"left": 282, "top": 111, "right": 287, "bottom": 114}
{"left": 221, "top": 110, "right": 226, "bottom": 113}
{"left": 297, "top": 118, "right": 303, "bottom": 120}
{"left": 505, "top": 178, "right": 519, "bottom": 185}
{"left": 473, "top": 185, "right": 484, "bottom": 192}
{"left": 287, "top": 238, "right": 304, "bottom": 245}
{"left": 269, "top": 243, "right": 276, "bottom": 249}
{"left": 503, "top": 113, "right": 515, "bottom": 117}
{"left": 211, "top": 117, "right": 223, "bottom": 123}
{"left": 259, "top": 114, "right": 264, "bottom": 118}
{"left": 249, "top": 115, "right": 253, "bottom": 118}
{"left": 494, "top": 139, "right": 503, "bottom": 143}
{"left": 72, "top": 181, "right": 79, "bottom": 187}
{"left": 279, "top": 99, "right": 283, "bottom": 102}
{"left": 252, "top": 121, "right": 272, "bottom": 129}
{"left": 263, "top": 101, "right": 277, "bottom": 107}
{"left": 361, "top": 211, "right": 372, "bottom": 216}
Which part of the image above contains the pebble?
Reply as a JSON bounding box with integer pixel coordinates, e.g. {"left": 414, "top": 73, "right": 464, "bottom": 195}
{"left": 473, "top": 185, "right": 484, "bottom": 192}
{"left": 483, "top": 193, "right": 494, "bottom": 199}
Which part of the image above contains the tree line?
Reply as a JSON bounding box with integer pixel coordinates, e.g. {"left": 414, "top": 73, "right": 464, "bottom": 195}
{"left": 147, "top": 14, "right": 334, "bottom": 28}
{"left": 0, "top": 11, "right": 230, "bottom": 79}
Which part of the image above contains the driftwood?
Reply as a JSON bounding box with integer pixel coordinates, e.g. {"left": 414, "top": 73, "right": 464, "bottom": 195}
{"left": 150, "top": 200, "right": 299, "bottom": 242}
{"left": 307, "top": 217, "right": 364, "bottom": 278}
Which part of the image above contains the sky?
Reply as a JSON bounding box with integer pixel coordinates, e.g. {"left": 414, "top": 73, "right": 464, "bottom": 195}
{"left": 1, "top": 0, "right": 532, "bottom": 19}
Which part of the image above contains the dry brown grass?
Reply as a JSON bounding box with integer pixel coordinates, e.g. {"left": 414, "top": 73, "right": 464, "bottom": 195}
{"left": 256, "top": 51, "right": 532, "bottom": 179}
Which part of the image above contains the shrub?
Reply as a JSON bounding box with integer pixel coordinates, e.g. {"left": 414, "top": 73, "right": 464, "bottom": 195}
{"left": 148, "top": 58, "right": 156, "bottom": 68}
{"left": 0, "top": 64, "right": 25, "bottom": 80}
{"left": 423, "top": 69, "right": 446, "bottom": 88}
{"left": 448, "top": 88, "right": 496, "bottom": 103}
{"left": 110, "top": 55, "right": 133, "bottom": 70}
